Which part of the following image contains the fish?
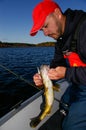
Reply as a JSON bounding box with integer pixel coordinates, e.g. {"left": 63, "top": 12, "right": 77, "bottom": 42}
{"left": 30, "top": 65, "right": 60, "bottom": 128}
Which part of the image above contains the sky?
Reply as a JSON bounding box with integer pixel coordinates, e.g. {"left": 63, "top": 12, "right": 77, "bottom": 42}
{"left": 0, "top": 0, "right": 86, "bottom": 44}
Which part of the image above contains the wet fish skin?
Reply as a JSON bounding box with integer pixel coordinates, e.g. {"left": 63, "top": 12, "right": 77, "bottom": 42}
{"left": 30, "top": 65, "right": 60, "bottom": 128}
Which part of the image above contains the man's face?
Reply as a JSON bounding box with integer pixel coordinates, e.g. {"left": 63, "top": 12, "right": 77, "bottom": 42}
{"left": 40, "top": 13, "right": 63, "bottom": 40}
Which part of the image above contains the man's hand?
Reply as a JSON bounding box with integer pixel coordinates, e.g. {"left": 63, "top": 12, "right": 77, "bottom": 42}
{"left": 33, "top": 73, "right": 43, "bottom": 87}
{"left": 48, "top": 66, "right": 66, "bottom": 80}
{"left": 33, "top": 66, "right": 66, "bottom": 87}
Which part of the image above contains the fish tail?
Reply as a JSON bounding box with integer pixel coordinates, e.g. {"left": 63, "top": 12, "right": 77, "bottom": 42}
{"left": 30, "top": 117, "right": 41, "bottom": 128}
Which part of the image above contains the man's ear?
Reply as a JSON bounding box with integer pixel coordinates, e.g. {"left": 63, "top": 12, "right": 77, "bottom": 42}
{"left": 54, "top": 8, "right": 62, "bottom": 19}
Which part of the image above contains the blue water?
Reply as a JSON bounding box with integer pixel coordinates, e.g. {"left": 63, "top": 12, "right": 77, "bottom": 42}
{"left": 0, "top": 47, "right": 54, "bottom": 117}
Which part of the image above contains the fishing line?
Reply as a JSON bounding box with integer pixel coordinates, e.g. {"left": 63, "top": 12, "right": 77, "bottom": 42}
{"left": 0, "top": 64, "right": 41, "bottom": 91}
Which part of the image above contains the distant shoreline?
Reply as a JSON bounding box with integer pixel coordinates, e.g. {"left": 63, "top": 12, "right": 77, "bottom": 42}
{"left": 0, "top": 41, "right": 55, "bottom": 48}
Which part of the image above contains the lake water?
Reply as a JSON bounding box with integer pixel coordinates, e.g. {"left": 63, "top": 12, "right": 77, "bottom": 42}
{"left": 0, "top": 47, "right": 54, "bottom": 117}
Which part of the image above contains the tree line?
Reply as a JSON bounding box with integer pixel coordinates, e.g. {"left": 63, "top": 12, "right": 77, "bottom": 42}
{"left": 0, "top": 41, "right": 55, "bottom": 47}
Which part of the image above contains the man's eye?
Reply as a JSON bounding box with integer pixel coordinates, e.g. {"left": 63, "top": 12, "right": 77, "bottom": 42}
{"left": 44, "top": 24, "right": 48, "bottom": 28}
{"left": 40, "top": 24, "right": 48, "bottom": 31}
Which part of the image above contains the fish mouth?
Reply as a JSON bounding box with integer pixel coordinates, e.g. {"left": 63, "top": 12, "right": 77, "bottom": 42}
{"left": 30, "top": 117, "right": 41, "bottom": 128}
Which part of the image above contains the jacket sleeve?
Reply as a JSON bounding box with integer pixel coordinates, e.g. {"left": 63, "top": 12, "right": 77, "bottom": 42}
{"left": 65, "top": 67, "right": 86, "bottom": 85}
{"left": 50, "top": 42, "right": 66, "bottom": 68}
{"left": 65, "top": 20, "right": 86, "bottom": 85}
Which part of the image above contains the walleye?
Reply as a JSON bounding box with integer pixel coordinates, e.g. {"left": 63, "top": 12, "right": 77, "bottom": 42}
{"left": 30, "top": 65, "right": 60, "bottom": 128}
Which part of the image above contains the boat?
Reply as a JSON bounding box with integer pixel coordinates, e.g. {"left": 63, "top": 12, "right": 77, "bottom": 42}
{"left": 0, "top": 79, "right": 69, "bottom": 130}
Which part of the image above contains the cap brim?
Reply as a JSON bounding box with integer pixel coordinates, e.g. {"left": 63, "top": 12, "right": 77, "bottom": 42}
{"left": 30, "top": 15, "right": 46, "bottom": 36}
{"left": 30, "top": 30, "right": 38, "bottom": 36}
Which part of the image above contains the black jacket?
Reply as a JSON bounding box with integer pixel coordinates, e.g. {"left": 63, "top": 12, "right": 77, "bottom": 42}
{"left": 50, "top": 9, "right": 86, "bottom": 85}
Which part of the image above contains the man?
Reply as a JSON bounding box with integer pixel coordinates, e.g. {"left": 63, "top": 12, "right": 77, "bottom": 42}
{"left": 30, "top": 0, "right": 86, "bottom": 130}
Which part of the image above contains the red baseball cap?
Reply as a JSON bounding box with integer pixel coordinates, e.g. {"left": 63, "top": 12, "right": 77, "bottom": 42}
{"left": 30, "top": 0, "right": 61, "bottom": 36}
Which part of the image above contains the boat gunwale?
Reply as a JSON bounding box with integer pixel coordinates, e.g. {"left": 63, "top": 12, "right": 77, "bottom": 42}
{"left": 0, "top": 90, "right": 43, "bottom": 126}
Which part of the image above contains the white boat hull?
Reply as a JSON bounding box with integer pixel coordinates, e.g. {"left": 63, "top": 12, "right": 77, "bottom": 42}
{"left": 0, "top": 80, "right": 69, "bottom": 130}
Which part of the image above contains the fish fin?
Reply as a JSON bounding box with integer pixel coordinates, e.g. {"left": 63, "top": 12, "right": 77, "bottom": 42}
{"left": 53, "top": 84, "right": 60, "bottom": 92}
{"left": 47, "top": 110, "right": 51, "bottom": 115}
{"left": 30, "top": 117, "right": 41, "bottom": 128}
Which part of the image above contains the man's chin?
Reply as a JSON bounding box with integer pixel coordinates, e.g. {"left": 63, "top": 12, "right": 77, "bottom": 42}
{"left": 52, "top": 36, "right": 58, "bottom": 40}
{"left": 49, "top": 35, "right": 57, "bottom": 40}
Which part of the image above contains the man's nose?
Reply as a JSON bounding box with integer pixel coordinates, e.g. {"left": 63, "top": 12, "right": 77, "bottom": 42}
{"left": 43, "top": 29, "right": 49, "bottom": 36}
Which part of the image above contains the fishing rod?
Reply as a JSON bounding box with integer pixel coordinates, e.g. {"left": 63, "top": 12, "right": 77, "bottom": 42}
{"left": 0, "top": 64, "right": 41, "bottom": 91}
{"left": 54, "top": 98, "right": 69, "bottom": 108}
